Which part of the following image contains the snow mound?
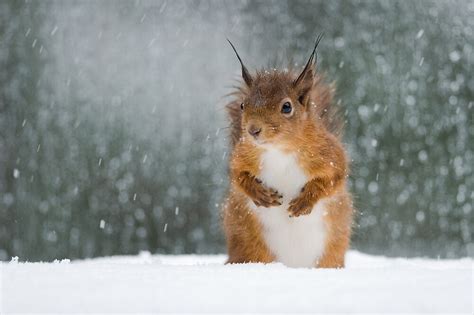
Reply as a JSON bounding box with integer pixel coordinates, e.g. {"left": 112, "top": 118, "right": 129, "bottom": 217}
{"left": 1, "top": 251, "right": 472, "bottom": 313}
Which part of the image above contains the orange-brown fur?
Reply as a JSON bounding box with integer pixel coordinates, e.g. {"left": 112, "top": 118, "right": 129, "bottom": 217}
{"left": 222, "top": 40, "right": 354, "bottom": 268}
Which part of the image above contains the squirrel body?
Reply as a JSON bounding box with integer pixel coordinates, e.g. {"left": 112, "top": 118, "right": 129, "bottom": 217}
{"left": 250, "top": 146, "right": 329, "bottom": 267}
{"left": 223, "top": 38, "right": 354, "bottom": 268}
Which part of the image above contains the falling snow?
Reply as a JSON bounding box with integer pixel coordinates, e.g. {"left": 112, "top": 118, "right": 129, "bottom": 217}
{"left": 0, "top": 1, "right": 472, "bottom": 262}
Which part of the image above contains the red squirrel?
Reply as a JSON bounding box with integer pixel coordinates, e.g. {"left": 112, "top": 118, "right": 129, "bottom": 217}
{"left": 222, "top": 36, "right": 354, "bottom": 268}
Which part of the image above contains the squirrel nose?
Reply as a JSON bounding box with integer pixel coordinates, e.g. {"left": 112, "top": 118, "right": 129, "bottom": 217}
{"left": 248, "top": 125, "right": 262, "bottom": 138}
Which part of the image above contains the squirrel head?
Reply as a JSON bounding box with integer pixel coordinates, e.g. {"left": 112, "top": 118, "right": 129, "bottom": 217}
{"left": 228, "top": 35, "right": 325, "bottom": 147}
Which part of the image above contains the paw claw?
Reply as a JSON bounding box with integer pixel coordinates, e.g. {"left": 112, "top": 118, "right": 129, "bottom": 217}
{"left": 287, "top": 198, "right": 313, "bottom": 217}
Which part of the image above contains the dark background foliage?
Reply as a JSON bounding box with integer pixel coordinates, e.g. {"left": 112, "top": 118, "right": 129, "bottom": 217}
{"left": 0, "top": 0, "right": 472, "bottom": 261}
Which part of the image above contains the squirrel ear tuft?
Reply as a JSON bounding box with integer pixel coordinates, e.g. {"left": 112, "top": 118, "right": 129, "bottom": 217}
{"left": 227, "top": 39, "right": 253, "bottom": 87}
{"left": 293, "top": 33, "right": 323, "bottom": 105}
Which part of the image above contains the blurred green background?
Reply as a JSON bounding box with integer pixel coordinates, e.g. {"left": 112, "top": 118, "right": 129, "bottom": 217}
{"left": 0, "top": 0, "right": 472, "bottom": 261}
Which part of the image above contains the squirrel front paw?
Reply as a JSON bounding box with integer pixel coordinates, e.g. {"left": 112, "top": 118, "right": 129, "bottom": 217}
{"left": 288, "top": 191, "right": 315, "bottom": 217}
{"left": 249, "top": 178, "right": 283, "bottom": 208}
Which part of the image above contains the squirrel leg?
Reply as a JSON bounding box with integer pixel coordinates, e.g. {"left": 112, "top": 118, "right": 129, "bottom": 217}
{"left": 236, "top": 171, "right": 282, "bottom": 207}
{"left": 316, "top": 235, "right": 349, "bottom": 268}
{"left": 288, "top": 176, "right": 343, "bottom": 217}
{"left": 224, "top": 196, "right": 275, "bottom": 264}
{"left": 316, "top": 196, "right": 352, "bottom": 268}
{"left": 288, "top": 178, "right": 327, "bottom": 217}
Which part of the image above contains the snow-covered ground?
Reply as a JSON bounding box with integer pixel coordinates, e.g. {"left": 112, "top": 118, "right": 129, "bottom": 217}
{"left": 1, "top": 251, "right": 472, "bottom": 313}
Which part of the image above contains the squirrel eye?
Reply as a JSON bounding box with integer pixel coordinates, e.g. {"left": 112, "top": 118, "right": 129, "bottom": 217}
{"left": 240, "top": 103, "right": 244, "bottom": 110}
{"left": 281, "top": 102, "right": 292, "bottom": 114}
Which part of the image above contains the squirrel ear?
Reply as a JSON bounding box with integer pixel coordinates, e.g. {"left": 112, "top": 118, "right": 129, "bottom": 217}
{"left": 227, "top": 39, "right": 253, "bottom": 87}
{"left": 293, "top": 34, "right": 323, "bottom": 105}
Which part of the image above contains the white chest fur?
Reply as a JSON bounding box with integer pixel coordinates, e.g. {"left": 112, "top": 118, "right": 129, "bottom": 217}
{"left": 251, "top": 146, "right": 328, "bottom": 268}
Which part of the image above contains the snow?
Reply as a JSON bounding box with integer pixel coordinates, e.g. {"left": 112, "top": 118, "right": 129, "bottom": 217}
{"left": 1, "top": 251, "right": 472, "bottom": 313}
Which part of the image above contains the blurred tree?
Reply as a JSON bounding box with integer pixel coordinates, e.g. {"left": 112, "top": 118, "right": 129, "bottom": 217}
{"left": 0, "top": 0, "right": 47, "bottom": 260}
